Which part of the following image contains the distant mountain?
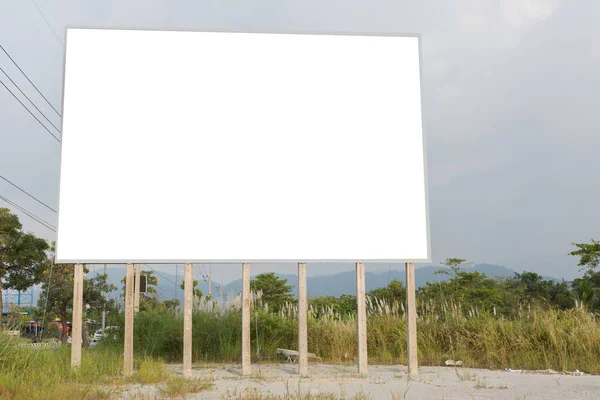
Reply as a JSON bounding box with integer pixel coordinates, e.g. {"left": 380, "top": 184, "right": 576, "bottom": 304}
{"left": 96, "top": 263, "right": 558, "bottom": 304}
{"left": 219, "top": 263, "right": 540, "bottom": 298}
{"left": 13, "top": 263, "right": 556, "bottom": 312}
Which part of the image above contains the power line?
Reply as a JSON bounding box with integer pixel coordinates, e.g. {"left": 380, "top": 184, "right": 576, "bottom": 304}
{"left": 0, "top": 193, "right": 55, "bottom": 231}
{"left": 194, "top": 264, "right": 203, "bottom": 283}
{"left": 197, "top": 263, "right": 220, "bottom": 291}
{"left": 0, "top": 66, "right": 61, "bottom": 133}
{"left": 0, "top": 77, "right": 60, "bottom": 142}
{"left": 29, "top": 0, "right": 64, "bottom": 47}
{"left": 143, "top": 264, "right": 178, "bottom": 287}
{"left": 154, "top": 285, "right": 175, "bottom": 299}
{"left": 0, "top": 174, "right": 57, "bottom": 213}
{"left": 0, "top": 193, "right": 56, "bottom": 232}
{"left": 0, "top": 45, "right": 62, "bottom": 117}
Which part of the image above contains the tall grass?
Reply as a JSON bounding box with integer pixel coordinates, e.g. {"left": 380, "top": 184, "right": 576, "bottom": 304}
{"left": 105, "top": 293, "right": 600, "bottom": 374}
{"left": 0, "top": 333, "right": 169, "bottom": 399}
{"left": 3, "top": 291, "right": 598, "bottom": 400}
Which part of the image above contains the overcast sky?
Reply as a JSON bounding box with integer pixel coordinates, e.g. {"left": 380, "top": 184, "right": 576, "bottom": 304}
{"left": 1, "top": 0, "right": 598, "bottom": 284}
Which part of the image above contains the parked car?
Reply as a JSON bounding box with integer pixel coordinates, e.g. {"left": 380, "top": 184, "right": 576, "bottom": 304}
{"left": 92, "top": 326, "right": 119, "bottom": 342}
{"left": 93, "top": 329, "right": 104, "bottom": 342}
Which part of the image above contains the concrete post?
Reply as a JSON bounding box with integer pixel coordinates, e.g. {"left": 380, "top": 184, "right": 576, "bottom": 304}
{"left": 70, "top": 263, "right": 84, "bottom": 367}
{"left": 356, "top": 262, "right": 368, "bottom": 375}
{"left": 406, "top": 262, "right": 419, "bottom": 375}
{"left": 183, "top": 263, "right": 193, "bottom": 377}
{"left": 124, "top": 263, "right": 134, "bottom": 376}
{"left": 298, "top": 262, "right": 308, "bottom": 377}
{"left": 242, "top": 263, "right": 251, "bottom": 376}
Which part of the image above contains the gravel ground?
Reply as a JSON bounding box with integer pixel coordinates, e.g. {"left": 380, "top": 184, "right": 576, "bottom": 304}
{"left": 122, "top": 363, "right": 600, "bottom": 399}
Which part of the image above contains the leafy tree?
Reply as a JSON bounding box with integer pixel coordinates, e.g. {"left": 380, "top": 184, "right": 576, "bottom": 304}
{"left": 120, "top": 270, "right": 160, "bottom": 312}
{"left": 440, "top": 258, "right": 473, "bottom": 276}
{"left": 513, "top": 272, "right": 550, "bottom": 305}
{"left": 547, "top": 281, "right": 575, "bottom": 310}
{"left": 368, "top": 279, "right": 406, "bottom": 305}
{"left": 309, "top": 294, "right": 357, "bottom": 319}
{"left": 250, "top": 273, "right": 294, "bottom": 312}
{"left": 161, "top": 298, "right": 180, "bottom": 312}
{"left": 511, "top": 272, "right": 574, "bottom": 310}
{"left": 419, "top": 271, "right": 518, "bottom": 316}
{"left": 0, "top": 208, "right": 50, "bottom": 325}
{"left": 572, "top": 270, "right": 600, "bottom": 310}
{"left": 39, "top": 247, "right": 114, "bottom": 342}
{"left": 570, "top": 240, "right": 600, "bottom": 272}
{"left": 180, "top": 280, "right": 203, "bottom": 299}
{"left": 3, "top": 304, "right": 27, "bottom": 330}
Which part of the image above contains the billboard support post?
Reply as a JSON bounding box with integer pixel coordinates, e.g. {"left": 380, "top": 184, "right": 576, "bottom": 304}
{"left": 406, "top": 262, "right": 419, "bottom": 375}
{"left": 70, "top": 263, "right": 84, "bottom": 368}
{"left": 124, "top": 263, "right": 134, "bottom": 376}
{"left": 356, "top": 262, "right": 368, "bottom": 375}
{"left": 298, "top": 262, "right": 308, "bottom": 377}
{"left": 183, "top": 263, "right": 193, "bottom": 377}
{"left": 242, "top": 263, "right": 251, "bottom": 376}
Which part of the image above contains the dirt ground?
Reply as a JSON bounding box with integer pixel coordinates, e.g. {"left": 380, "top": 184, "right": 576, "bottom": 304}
{"left": 119, "top": 363, "right": 600, "bottom": 399}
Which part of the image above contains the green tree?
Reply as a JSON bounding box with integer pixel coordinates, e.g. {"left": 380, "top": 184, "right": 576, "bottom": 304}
{"left": 570, "top": 240, "right": 600, "bottom": 272}
{"left": 39, "top": 247, "right": 114, "bottom": 342}
{"left": 309, "top": 294, "right": 357, "bottom": 319}
{"left": 180, "top": 280, "right": 203, "bottom": 299}
{"left": 368, "top": 279, "right": 406, "bottom": 305}
{"left": 4, "top": 304, "right": 28, "bottom": 330}
{"left": 120, "top": 270, "right": 160, "bottom": 312}
{"left": 513, "top": 272, "right": 549, "bottom": 305}
{"left": 511, "top": 272, "right": 575, "bottom": 310}
{"left": 419, "top": 271, "right": 518, "bottom": 316}
{"left": 161, "top": 298, "right": 180, "bottom": 312}
{"left": 250, "top": 273, "right": 294, "bottom": 312}
{"left": 547, "top": 281, "right": 575, "bottom": 310}
{"left": 440, "top": 258, "right": 473, "bottom": 276}
{"left": 572, "top": 270, "right": 600, "bottom": 310}
{"left": 0, "top": 208, "right": 50, "bottom": 326}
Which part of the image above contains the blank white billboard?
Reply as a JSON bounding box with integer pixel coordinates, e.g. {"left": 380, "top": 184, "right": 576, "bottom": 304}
{"left": 56, "top": 28, "right": 430, "bottom": 264}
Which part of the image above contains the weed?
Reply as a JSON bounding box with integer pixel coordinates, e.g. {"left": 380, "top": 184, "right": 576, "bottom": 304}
{"left": 474, "top": 377, "right": 488, "bottom": 389}
{"left": 158, "top": 376, "right": 213, "bottom": 398}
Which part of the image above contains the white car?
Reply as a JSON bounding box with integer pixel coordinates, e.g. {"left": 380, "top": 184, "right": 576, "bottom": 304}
{"left": 93, "top": 326, "right": 119, "bottom": 341}
{"left": 93, "top": 329, "right": 104, "bottom": 342}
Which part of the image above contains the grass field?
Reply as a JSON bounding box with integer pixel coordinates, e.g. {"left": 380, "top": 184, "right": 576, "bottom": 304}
{"left": 109, "top": 304, "right": 600, "bottom": 374}
{"left": 2, "top": 303, "right": 600, "bottom": 399}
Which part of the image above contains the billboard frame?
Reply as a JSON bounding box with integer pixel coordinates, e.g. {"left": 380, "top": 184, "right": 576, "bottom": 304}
{"left": 55, "top": 27, "right": 432, "bottom": 265}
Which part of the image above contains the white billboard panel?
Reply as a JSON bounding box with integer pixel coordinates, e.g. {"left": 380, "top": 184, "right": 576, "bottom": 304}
{"left": 56, "top": 28, "right": 430, "bottom": 263}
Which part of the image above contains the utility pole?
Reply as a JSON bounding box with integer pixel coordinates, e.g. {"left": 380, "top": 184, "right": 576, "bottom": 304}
{"left": 175, "top": 264, "right": 178, "bottom": 300}
{"left": 102, "top": 264, "right": 106, "bottom": 333}
{"left": 219, "top": 276, "right": 223, "bottom": 312}
{"left": 208, "top": 264, "right": 212, "bottom": 297}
